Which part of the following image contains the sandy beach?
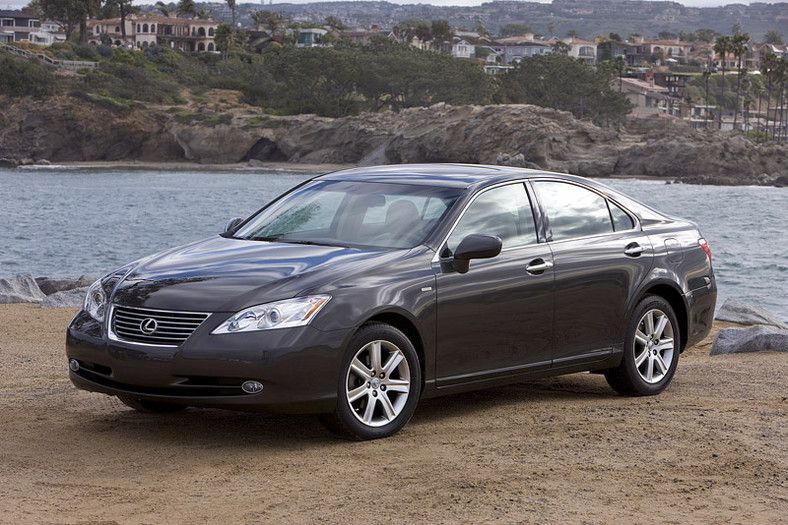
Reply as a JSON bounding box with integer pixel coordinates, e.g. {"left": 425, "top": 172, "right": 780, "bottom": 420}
{"left": 1, "top": 303, "right": 785, "bottom": 523}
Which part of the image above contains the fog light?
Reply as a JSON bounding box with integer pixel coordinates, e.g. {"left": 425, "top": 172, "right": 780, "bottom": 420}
{"left": 241, "top": 380, "right": 264, "bottom": 394}
{"left": 69, "top": 359, "right": 80, "bottom": 372}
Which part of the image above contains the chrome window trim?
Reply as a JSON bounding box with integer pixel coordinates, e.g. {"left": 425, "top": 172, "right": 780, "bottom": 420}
{"left": 431, "top": 180, "right": 539, "bottom": 264}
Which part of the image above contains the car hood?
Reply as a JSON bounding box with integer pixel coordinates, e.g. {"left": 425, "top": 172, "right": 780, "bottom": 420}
{"left": 111, "top": 236, "right": 403, "bottom": 312}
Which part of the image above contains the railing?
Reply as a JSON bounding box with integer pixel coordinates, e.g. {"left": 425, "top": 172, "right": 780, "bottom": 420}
{"left": 0, "top": 43, "right": 97, "bottom": 69}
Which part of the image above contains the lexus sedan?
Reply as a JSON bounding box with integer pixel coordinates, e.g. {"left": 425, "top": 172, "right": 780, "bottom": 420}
{"left": 67, "top": 164, "right": 716, "bottom": 440}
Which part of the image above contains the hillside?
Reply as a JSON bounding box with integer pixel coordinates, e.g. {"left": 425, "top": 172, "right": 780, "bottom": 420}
{"left": 2, "top": 92, "right": 787, "bottom": 186}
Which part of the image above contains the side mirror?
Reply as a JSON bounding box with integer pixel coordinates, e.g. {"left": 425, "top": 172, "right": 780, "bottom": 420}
{"left": 224, "top": 217, "right": 244, "bottom": 233}
{"left": 452, "top": 234, "right": 502, "bottom": 274}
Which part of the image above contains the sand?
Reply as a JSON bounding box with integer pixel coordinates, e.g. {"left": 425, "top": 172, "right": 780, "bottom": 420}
{"left": 0, "top": 303, "right": 785, "bottom": 524}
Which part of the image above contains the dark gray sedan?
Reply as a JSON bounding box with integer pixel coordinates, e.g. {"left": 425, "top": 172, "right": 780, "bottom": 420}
{"left": 67, "top": 164, "right": 716, "bottom": 439}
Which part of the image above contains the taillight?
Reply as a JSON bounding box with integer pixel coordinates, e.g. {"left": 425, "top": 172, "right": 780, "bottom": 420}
{"left": 699, "top": 238, "right": 711, "bottom": 259}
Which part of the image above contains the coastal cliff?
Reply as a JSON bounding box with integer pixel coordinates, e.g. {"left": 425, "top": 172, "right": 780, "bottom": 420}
{"left": 2, "top": 93, "right": 787, "bottom": 186}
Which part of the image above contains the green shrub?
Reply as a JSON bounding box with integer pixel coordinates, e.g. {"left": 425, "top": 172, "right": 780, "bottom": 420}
{"left": 0, "top": 56, "right": 55, "bottom": 98}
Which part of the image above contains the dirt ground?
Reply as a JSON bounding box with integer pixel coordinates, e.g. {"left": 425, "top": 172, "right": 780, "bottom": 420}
{"left": 1, "top": 304, "right": 786, "bottom": 524}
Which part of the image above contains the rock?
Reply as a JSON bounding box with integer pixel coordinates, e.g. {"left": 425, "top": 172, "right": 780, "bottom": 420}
{"left": 710, "top": 325, "right": 788, "bottom": 355}
{"left": 0, "top": 157, "right": 18, "bottom": 168}
{"left": 35, "top": 275, "right": 95, "bottom": 296}
{"left": 0, "top": 274, "right": 46, "bottom": 304}
{"left": 41, "top": 286, "right": 89, "bottom": 308}
{"left": 714, "top": 298, "right": 787, "bottom": 329}
{"left": 34, "top": 159, "right": 51, "bottom": 165}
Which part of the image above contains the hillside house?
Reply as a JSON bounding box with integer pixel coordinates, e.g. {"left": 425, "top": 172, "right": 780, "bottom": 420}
{"left": 0, "top": 10, "right": 39, "bottom": 42}
{"left": 89, "top": 14, "right": 217, "bottom": 52}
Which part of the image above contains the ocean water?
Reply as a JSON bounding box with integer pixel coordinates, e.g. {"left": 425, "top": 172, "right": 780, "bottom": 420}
{"left": 1, "top": 166, "right": 786, "bottom": 321}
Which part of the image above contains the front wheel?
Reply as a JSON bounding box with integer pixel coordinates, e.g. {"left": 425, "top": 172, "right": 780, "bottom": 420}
{"left": 605, "top": 296, "right": 680, "bottom": 396}
{"left": 320, "top": 322, "right": 421, "bottom": 440}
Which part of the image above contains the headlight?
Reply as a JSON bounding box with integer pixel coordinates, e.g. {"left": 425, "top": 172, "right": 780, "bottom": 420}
{"left": 212, "top": 295, "right": 331, "bottom": 334}
{"left": 84, "top": 279, "right": 108, "bottom": 323}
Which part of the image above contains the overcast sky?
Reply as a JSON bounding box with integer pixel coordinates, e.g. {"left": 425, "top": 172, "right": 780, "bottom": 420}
{"left": 0, "top": 0, "right": 769, "bottom": 13}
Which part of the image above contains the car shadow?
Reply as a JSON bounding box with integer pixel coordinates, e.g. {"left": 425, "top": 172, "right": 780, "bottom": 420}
{"left": 68, "top": 373, "right": 617, "bottom": 448}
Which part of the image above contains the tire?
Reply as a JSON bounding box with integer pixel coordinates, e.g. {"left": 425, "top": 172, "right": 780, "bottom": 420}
{"left": 319, "top": 322, "right": 422, "bottom": 440}
{"left": 605, "top": 295, "right": 680, "bottom": 396}
{"left": 117, "top": 395, "right": 188, "bottom": 413}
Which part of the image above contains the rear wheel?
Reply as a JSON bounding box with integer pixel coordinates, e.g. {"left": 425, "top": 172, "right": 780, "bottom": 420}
{"left": 117, "top": 395, "right": 188, "bottom": 413}
{"left": 320, "top": 322, "right": 421, "bottom": 440}
{"left": 605, "top": 296, "right": 680, "bottom": 396}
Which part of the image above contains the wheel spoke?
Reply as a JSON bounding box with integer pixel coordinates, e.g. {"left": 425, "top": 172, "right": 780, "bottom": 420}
{"left": 656, "top": 338, "right": 674, "bottom": 352}
{"left": 653, "top": 315, "right": 668, "bottom": 340}
{"left": 645, "top": 356, "right": 655, "bottom": 382}
{"left": 634, "top": 348, "right": 649, "bottom": 368}
{"left": 347, "top": 384, "right": 368, "bottom": 403}
{"left": 369, "top": 341, "right": 383, "bottom": 373}
{"left": 643, "top": 311, "right": 655, "bottom": 337}
{"left": 362, "top": 394, "right": 376, "bottom": 424}
{"left": 654, "top": 353, "right": 669, "bottom": 375}
{"left": 384, "top": 378, "right": 410, "bottom": 393}
{"left": 350, "top": 358, "right": 373, "bottom": 380}
{"left": 379, "top": 393, "right": 397, "bottom": 420}
{"left": 635, "top": 329, "right": 649, "bottom": 346}
{"left": 382, "top": 351, "right": 405, "bottom": 376}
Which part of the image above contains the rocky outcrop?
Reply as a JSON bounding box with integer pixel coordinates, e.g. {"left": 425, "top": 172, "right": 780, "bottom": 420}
{"left": 710, "top": 325, "right": 788, "bottom": 355}
{"left": 0, "top": 274, "right": 47, "bottom": 304}
{"left": 41, "top": 287, "right": 89, "bottom": 308}
{"left": 3, "top": 94, "right": 788, "bottom": 185}
{"left": 715, "top": 298, "right": 787, "bottom": 329}
{"left": 35, "top": 276, "right": 95, "bottom": 296}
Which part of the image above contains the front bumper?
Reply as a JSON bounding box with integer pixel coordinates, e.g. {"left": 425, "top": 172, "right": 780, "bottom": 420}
{"left": 66, "top": 310, "right": 348, "bottom": 413}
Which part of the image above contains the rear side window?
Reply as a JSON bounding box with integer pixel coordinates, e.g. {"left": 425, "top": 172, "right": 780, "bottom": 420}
{"left": 534, "top": 181, "right": 613, "bottom": 241}
{"left": 609, "top": 201, "right": 635, "bottom": 231}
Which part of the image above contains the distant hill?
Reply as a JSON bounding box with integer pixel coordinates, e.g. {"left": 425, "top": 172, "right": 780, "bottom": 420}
{"left": 189, "top": 0, "right": 788, "bottom": 41}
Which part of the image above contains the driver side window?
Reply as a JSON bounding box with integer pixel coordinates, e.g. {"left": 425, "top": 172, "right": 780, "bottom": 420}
{"left": 445, "top": 183, "right": 537, "bottom": 255}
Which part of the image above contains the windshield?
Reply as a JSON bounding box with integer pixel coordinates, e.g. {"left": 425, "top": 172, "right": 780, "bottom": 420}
{"left": 234, "top": 180, "right": 462, "bottom": 249}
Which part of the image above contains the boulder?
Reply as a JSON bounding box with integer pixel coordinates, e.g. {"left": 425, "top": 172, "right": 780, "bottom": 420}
{"left": 0, "top": 274, "right": 46, "bottom": 304}
{"left": 35, "top": 275, "right": 95, "bottom": 296}
{"left": 714, "top": 298, "right": 787, "bottom": 329}
{"left": 710, "top": 325, "right": 788, "bottom": 355}
{"left": 41, "top": 286, "right": 89, "bottom": 308}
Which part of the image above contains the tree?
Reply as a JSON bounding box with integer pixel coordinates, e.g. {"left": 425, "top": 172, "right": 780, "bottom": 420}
{"left": 473, "top": 19, "right": 489, "bottom": 37}
{"left": 324, "top": 16, "right": 346, "bottom": 32}
{"left": 552, "top": 40, "right": 570, "bottom": 55}
{"left": 39, "top": 0, "right": 93, "bottom": 41}
{"left": 431, "top": 19, "right": 453, "bottom": 49}
{"left": 226, "top": 0, "right": 236, "bottom": 37}
{"left": 714, "top": 35, "right": 731, "bottom": 118}
{"left": 177, "top": 0, "right": 196, "bottom": 18}
{"left": 154, "top": 1, "right": 170, "bottom": 17}
{"left": 696, "top": 29, "right": 718, "bottom": 43}
{"left": 396, "top": 18, "right": 431, "bottom": 46}
{"left": 730, "top": 32, "right": 750, "bottom": 127}
{"left": 214, "top": 22, "right": 233, "bottom": 59}
{"left": 499, "top": 53, "right": 632, "bottom": 125}
{"left": 566, "top": 29, "right": 581, "bottom": 39}
{"left": 658, "top": 31, "right": 677, "bottom": 40}
{"left": 609, "top": 32, "right": 622, "bottom": 42}
{"left": 547, "top": 21, "right": 555, "bottom": 37}
{"left": 702, "top": 67, "right": 712, "bottom": 127}
{"left": 763, "top": 30, "right": 784, "bottom": 46}
{"left": 500, "top": 23, "right": 533, "bottom": 37}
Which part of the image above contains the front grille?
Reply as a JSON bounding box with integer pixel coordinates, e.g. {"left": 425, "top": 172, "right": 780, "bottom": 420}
{"left": 111, "top": 305, "right": 210, "bottom": 347}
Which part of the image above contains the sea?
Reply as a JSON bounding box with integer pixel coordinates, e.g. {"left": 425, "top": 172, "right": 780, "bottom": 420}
{"left": 1, "top": 165, "right": 786, "bottom": 321}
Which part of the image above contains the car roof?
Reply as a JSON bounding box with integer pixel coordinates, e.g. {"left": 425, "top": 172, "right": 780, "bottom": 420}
{"left": 316, "top": 163, "right": 668, "bottom": 221}
{"left": 317, "top": 163, "right": 565, "bottom": 188}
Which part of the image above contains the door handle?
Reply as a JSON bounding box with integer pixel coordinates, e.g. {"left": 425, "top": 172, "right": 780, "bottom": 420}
{"left": 526, "top": 259, "right": 553, "bottom": 274}
{"left": 624, "top": 243, "right": 645, "bottom": 257}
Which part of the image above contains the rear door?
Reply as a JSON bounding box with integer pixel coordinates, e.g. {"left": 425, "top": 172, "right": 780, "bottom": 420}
{"left": 531, "top": 180, "right": 653, "bottom": 366}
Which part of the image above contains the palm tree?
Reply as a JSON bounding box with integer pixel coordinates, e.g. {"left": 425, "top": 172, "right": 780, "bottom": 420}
{"left": 176, "top": 0, "right": 196, "bottom": 18}
{"left": 225, "top": 0, "right": 236, "bottom": 47}
{"left": 702, "top": 67, "right": 712, "bottom": 127}
{"left": 731, "top": 33, "right": 750, "bottom": 128}
{"left": 154, "top": 1, "right": 170, "bottom": 17}
{"left": 713, "top": 35, "right": 731, "bottom": 127}
{"left": 761, "top": 52, "right": 779, "bottom": 139}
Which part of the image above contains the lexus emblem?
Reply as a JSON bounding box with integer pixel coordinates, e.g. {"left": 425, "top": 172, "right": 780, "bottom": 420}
{"left": 140, "top": 318, "right": 158, "bottom": 335}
